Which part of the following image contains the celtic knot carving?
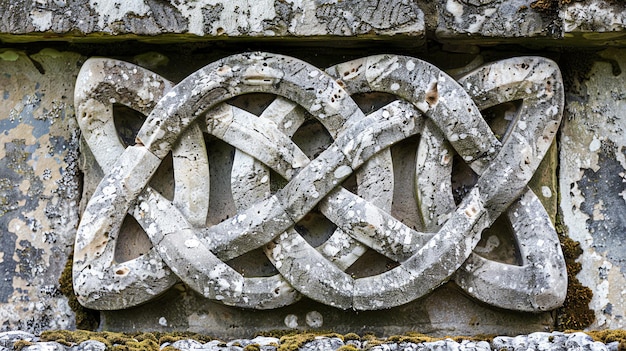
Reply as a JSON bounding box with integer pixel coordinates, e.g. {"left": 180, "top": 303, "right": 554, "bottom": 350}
{"left": 73, "top": 52, "right": 567, "bottom": 312}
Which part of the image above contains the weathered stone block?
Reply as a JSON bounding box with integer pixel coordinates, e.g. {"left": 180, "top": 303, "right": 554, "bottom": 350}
{"left": 0, "top": 49, "right": 82, "bottom": 332}
{"left": 559, "top": 48, "right": 626, "bottom": 330}
{"left": 563, "top": 0, "right": 626, "bottom": 45}
{"left": 436, "top": 0, "right": 560, "bottom": 42}
{"left": 0, "top": 0, "right": 424, "bottom": 42}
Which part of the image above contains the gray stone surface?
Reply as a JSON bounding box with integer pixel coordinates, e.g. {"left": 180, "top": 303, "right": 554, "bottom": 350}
{"left": 559, "top": 48, "right": 626, "bottom": 330}
{"left": 0, "top": 48, "right": 81, "bottom": 333}
{"left": 0, "top": 331, "right": 37, "bottom": 348}
{"left": 1, "top": 0, "right": 626, "bottom": 47}
{"left": 0, "top": 0, "right": 424, "bottom": 41}
{"left": 563, "top": 0, "right": 626, "bottom": 45}
{"left": 70, "top": 340, "right": 105, "bottom": 351}
{"left": 436, "top": 0, "right": 559, "bottom": 41}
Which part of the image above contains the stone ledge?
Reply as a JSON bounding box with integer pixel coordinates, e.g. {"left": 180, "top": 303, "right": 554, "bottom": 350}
{"left": 1, "top": 330, "right": 624, "bottom": 351}
{"left": 0, "top": 0, "right": 424, "bottom": 42}
{"left": 2, "top": 0, "right": 626, "bottom": 46}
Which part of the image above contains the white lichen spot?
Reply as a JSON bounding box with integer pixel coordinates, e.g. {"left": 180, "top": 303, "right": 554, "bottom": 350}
{"left": 390, "top": 83, "right": 400, "bottom": 91}
{"left": 158, "top": 317, "right": 168, "bottom": 327}
{"left": 29, "top": 10, "right": 53, "bottom": 31}
{"left": 305, "top": 311, "right": 324, "bottom": 328}
{"left": 323, "top": 244, "right": 340, "bottom": 257}
{"left": 184, "top": 238, "right": 200, "bottom": 248}
{"left": 541, "top": 186, "right": 553, "bottom": 198}
{"left": 334, "top": 165, "right": 352, "bottom": 179}
{"left": 589, "top": 136, "right": 601, "bottom": 152}
{"left": 284, "top": 314, "right": 298, "bottom": 328}
{"left": 89, "top": 0, "right": 151, "bottom": 31}
{"left": 102, "top": 185, "right": 116, "bottom": 196}
{"left": 406, "top": 60, "right": 416, "bottom": 71}
{"left": 446, "top": 0, "right": 464, "bottom": 24}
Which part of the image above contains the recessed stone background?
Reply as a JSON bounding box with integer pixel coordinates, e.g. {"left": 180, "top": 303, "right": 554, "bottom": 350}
{"left": 560, "top": 48, "right": 626, "bottom": 330}
{"left": 0, "top": 49, "right": 83, "bottom": 333}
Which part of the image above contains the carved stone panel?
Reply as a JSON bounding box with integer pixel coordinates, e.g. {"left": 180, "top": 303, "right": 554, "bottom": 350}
{"left": 73, "top": 52, "right": 566, "bottom": 336}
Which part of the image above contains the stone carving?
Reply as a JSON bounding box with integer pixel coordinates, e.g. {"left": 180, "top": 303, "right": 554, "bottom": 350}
{"left": 73, "top": 52, "right": 567, "bottom": 312}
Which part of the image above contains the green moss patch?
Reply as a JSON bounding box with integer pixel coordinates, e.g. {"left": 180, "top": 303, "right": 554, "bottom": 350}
{"left": 554, "top": 207, "right": 595, "bottom": 330}
{"left": 587, "top": 330, "right": 626, "bottom": 350}
{"left": 58, "top": 254, "right": 100, "bottom": 330}
{"left": 33, "top": 330, "right": 626, "bottom": 350}
{"left": 40, "top": 330, "right": 216, "bottom": 351}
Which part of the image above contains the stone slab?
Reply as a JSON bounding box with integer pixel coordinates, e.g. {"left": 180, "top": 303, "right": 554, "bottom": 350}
{"left": 563, "top": 0, "right": 626, "bottom": 46}
{"left": 0, "top": 0, "right": 424, "bottom": 42}
{"left": 559, "top": 48, "right": 626, "bottom": 329}
{"left": 436, "top": 0, "right": 560, "bottom": 42}
{"left": 0, "top": 48, "right": 82, "bottom": 332}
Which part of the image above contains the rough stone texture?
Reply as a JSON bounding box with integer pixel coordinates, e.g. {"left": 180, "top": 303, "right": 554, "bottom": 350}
{"left": 0, "top": 0, "right": 424, "bottom": 41}
{"left": 0, "top": 48, "right": 82, "bottom": 333}
{"left": 1, "top": 1, "right": 626, "bottom": 46}
{"left": 70, "top": 52, "right": 566, "bottom": 336}
{"left": 559, "top": 48, "right": 626, "bottom": 330}
{"left": 436, "top": 0, "right": 560, "bottom": 41}
{"left": 563, "top": 0, "right": 626, "bottom": 45}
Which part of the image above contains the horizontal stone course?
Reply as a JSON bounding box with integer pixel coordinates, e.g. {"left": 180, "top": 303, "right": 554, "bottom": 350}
{"left": 0, "top": 331, "right": 621, "bottom": 351}
{"left": 1, "top": 0, "right": 625, "bottom": 45}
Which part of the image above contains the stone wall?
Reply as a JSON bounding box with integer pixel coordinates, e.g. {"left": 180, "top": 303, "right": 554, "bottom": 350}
{"left": 0, "top": 0, "right": 624, "bottom": 337}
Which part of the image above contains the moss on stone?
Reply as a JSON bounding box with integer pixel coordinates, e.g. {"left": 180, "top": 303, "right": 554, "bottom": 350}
{"left": 155, "top": 331, "right": 214, "bottom": 344}
{"left": 40, "top": 330, "right": 217, "bottom": 351}
{"left": 243, "top": 344, "right": 261, "bottom": 351}
{"left": 553, "top": 206, "right": 595, "bottom": 330}
{"left": 384, "top": 332, "right": 438, "bottom": 344}
{"left": 12, "top": 340, "right": 34, "bottom": 351}
{"left": 277, "top": 333, "right": 318, "bottom": 351}
{"left": 273, "top": 332, "right": 345, "bottom": 351}
{"left": 35, "top": 330, "right": 626, "bottom": 350}
{"left": 58, "top": 254, "right": 100, "bottom": 331}
{"left": 530, "top": 0, "right": 570, "bottom": 12}
{"left": 586, "top": 330, "right": 626, "bottom": 350}
{"left": 343, "top": 333, "right": 360, "bottom": 341}
{"left": 336, "top": 345, "right": 359, "bottom": 351}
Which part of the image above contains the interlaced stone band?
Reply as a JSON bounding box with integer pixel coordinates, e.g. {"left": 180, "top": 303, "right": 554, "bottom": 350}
{"left": 73, "top": 52, "right": 566, "bottom": 312}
